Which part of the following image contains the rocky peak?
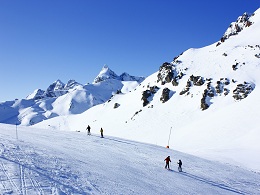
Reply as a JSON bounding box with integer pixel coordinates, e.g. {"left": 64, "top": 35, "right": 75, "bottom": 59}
{"left": 47, "top": 80, "right": 65, "bottom": 91}
{"left": 119, "top": 72, "right": 145, "bottom": 83}
{"left": 93, "top": 65, "right": 145, "bottom": 83}
{"left": 26, "top": 89, "right": 45, "bottom": 100}
{"left": 64, "top": 80, "right": 82, "bottom": 90}
{"left": 217, "top": 12, "right": 253, "bottom": 46}
{"left": 93, "top": 65, "right": 119, "bottom": 83}
{"left": 44, "top": 80, "right": 67, "bottom": 98}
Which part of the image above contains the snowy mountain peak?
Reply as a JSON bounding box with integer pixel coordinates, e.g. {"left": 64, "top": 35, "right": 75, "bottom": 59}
{"left": 44, "top": 79, "right": 67, "bottom": 98}
{"left": 26, "top": 89, "right": 45, "bottom": 100}
{"left": 93, "top": 65, "right": 119, "bottom": 83}
{"left": 64, "top": 80, "right": 82, "bottom": 90}
{"left": 45, "top": 80, "right": 65, "bottom": 92}
{"left": 93, "top": 65, "right": 145, "bottom": 83}
{"left": 119, "top": 72, "right": 145, "bottom": 83}
{"left": 0, "top": 65, "right": 145, "bottom": 125}
{"left": 217, "top": 11, "right": 254, "bottom": 46}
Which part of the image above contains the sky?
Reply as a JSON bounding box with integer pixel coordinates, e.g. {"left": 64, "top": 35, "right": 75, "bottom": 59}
{"left": 0, "top": 0, "right": 259, "bottom": 102}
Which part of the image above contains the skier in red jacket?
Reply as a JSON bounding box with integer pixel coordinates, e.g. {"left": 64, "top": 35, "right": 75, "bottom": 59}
{"left": 164, "top": 156, "right": 171, "bottom": 169}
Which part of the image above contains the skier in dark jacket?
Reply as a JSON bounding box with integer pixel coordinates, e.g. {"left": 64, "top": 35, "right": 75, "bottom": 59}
{"left": 100, "top": 128, "right": 104, "bottom": 138}
{"left": 177, "top": 159, "right": 182, "bottom": 172}
{"left": 87, "top": 125, "right": 91, "bottom": 135}
{"left": 164, "top": 156, "right": 171, "bottom": 169}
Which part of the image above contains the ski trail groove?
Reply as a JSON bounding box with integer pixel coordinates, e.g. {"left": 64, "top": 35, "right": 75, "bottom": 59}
{"left": 13, "top": 146, "right": 45, "bottom": 195}
{"left": 27, "top": 168, "right": 44, "bottom": 195}
{"left": 19, "top": 164, "right": 25, "bottom": 195}
{"left": 0, "top": 160, "right": 10, "bottom": 194}
{"left": 0, "top": 159, "right": 22, "bottom": 194}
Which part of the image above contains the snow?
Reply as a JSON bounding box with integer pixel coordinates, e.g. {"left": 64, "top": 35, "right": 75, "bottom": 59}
{"left": 32, "top": 8, "right": 260, "bottom": 173}
{"left": 0, "top": 73, "right": 142, "bottom": 126}
{"left": 1, "top": 8, "right": 260, "bottom": 194}
{"left": 0, "top": 123, "right": 260, "bottom": 194}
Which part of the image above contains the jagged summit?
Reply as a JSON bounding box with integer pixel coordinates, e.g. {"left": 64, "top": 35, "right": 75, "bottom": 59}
{"left": 0, "top": 66, "right": 145, "bottom": 125}
{"left": 93, "top": 65, "right": 145, "bottom": 83}
{"left": 26, "top": 89, "right": 45, "bottom": 100}
{"left": 64, "top": 80, "right": 82, "bottom": 90}
{"left": 93, "top": 65, "right": 119, "bottom": 83}
{"left": 44, "top": 80, "right": 66, "bottom": 98}
{"left": 216, "top": 11, "right": 254, "bottom": 46}
{"left": 26, "top": 79, "right": 82, "bottom": 100}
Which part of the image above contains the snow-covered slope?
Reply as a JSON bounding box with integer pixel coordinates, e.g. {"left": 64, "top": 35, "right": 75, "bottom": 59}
{"left": 34, "top": 8, "right": 260, "bottom": 172}
{"left": 0, "top": 66, "right": 145, "bottom": 126}
{"left": 0, "top": 123, "right": 259, "bottom": 194}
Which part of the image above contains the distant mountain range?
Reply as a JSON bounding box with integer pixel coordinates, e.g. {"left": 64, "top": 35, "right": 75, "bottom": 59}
{"left": 0, "top": 65, "right": 145, "bottom": 125}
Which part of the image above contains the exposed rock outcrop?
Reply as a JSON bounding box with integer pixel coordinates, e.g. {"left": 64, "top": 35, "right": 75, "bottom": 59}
{"left": 141, "top": 86, "right": 159, "bottom": 107}
{"left": 114, "top": 103, "right": 120, "bottom": 109}
{"left": 160, "top": 88, "right": 171, "bottom": 103}
{"left": 216, "top": 12, "right": 253, "bottom": 46}
{"left": 233, "top": 82, "right": 255, "bottom": 100}
{"left": 157, "top": 62, "right": 174, "bottom": 85}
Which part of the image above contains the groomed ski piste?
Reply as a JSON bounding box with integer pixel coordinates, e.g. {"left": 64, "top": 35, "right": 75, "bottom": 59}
{"left": 0, "top": 123, "right": 259, "bottom": 194}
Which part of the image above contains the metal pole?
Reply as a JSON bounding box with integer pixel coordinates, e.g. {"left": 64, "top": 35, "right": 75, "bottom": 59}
{"left": 16, "top": 123, "right": 18, "bottom": 140}
{"left": 167, "top": 127, "right": 172, "bottom": 147}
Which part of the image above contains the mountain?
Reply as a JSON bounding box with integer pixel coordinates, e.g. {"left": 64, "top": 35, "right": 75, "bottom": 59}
{"left": 0, "top": 66, "right": 145, "bottom": 125}
{"left": 34, "top": 8, "right": 260, "bottom": 172}
{"left": 0, "top": 123, "right": 259, "bottom": 194}
{"left": 93, "top": 65, "right": 145, "bottom": 83}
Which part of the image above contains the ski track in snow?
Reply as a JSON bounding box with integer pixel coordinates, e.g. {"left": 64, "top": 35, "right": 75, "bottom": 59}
{"left": 0, "top": 126, "right": 260, "bottom": 194}
{"left": 0, "top": 138, "right": 97, "bottom": 195}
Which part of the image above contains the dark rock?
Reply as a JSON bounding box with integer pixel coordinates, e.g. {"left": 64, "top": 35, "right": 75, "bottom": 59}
{"left": 172, "top": 79, "right": 179, "bottom": 86}
{"left": 224, "top": 78, "right": 230, "bottom": 85}
{"left": 190, "top": 75, "right": 205, "bottom": 86}
{"left": 220, "top": 12, "right": 253, "bottom": 43}
{"left": 116, "top": 90, "right": 122, "bottom": 94}
{"left": 114, "top": 103, "right": 120, "bottom": 109}
{"left": 131, "top": 109, "right": 142, "bottom": 120}
{"left": 150, "top": 86, "right": 160, "bottom": 94}
{"left": 255, "top": 54, "right": 260, "bottom": 58}
{"left": 141, "top": 90, "right": 151, "bottom": 107}
{"left": 233, "top": 82, "right": 254, "bottom": 100}
{"left": 179, "top": 88, "right": 189, "bottom": 95}
{"left": 160, "top": 88, "right": 170, "bottom": 103}
{"left": 141, "top": 86, "right": 159, "bottom": 107}
{"left": 232, "top": 63, "right": 239, "bottom": 71}
{"left": 201, "top": 89, "right": 209, "bottom": 110}
{"left": 224, "top": 88, "right": 229, "bottom": 96}
{"left": 186, "top": 80, "right": 192, "bottom": 88}
{"left": 157, "top": 62, "right": 174, "bottom": 85}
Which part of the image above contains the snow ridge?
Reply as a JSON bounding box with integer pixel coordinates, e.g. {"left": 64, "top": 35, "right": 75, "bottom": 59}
{"left": 94, "top": 65, "right": 145, "bottom": 83}
{"left": 217, "top": 11, "right": 253, "bottom": 46}
{"left": 0, "top": 66, "right": 145, "bottom": 125}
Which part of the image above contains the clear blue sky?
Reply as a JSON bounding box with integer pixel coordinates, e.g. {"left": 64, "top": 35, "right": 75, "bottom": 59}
{"left": 0, "top": 0, "right": 259, "bottom": 102}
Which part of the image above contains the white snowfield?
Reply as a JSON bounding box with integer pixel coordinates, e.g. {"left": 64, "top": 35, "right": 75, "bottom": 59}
{"left": 33, "top": 8, "right": 260, "bottom": 173}
{"left": 1, "top": 8, "right": 260, "bottom": 195}
{"left": 0, "top": 124, "right": 260, "bottom": 195}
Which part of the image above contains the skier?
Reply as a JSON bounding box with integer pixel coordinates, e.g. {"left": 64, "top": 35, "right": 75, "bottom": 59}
{"left": 177, "top": 159, "right": 182, "bottom": 172}
{"left": 86, "top": 125, "right": 91, "bottom": 135}
{"left": 164, "top": 156, "right": 171, "bottom": 170}
{"left": 100, "top": 127, "right": 104, "bottom": 138}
